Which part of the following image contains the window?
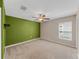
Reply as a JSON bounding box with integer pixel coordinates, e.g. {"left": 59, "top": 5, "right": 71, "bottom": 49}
{"left": 59, "top": 21, "right": 72, "bottom": 40}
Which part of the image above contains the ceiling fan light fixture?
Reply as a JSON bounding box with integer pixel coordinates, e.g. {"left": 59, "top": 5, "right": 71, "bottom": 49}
{"left": 39, "top": 18, "right": 43, "bottom": 21}
{"left": 32, "top": 14, "right": 50, "bottom": 22}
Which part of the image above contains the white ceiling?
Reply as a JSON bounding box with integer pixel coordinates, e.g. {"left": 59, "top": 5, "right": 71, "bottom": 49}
{"left": 4, "top": 0, "right": 79, "bottom": 22}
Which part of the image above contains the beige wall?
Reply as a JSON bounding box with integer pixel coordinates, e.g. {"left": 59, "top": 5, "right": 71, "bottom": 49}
{"left": 41, "top": 15, "right": 76, "bottom": 48}
{"left": 76, "top": 11, "right": 79, "bottom": 58}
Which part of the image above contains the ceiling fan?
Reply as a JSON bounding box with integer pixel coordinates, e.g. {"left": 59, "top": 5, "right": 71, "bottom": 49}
{"left": 32, "top": 14, "right": 50, "bottom": 22}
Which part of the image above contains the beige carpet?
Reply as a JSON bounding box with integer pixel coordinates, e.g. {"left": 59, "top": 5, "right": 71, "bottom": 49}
{"left": 5, "top": 40, "right": 77, "bottom": 59}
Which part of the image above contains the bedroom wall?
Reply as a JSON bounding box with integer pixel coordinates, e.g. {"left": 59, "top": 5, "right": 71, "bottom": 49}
{"left": 41, "top": 15, "right": 76, "bottom": 48}
{"left": 2, "top": 1, "right": 5, "bottom": 59}
{"left": 5, "top": 16, "right": 40, "bottom": 46}
{"left": 76, "top": 11, "right": 79, "bottom": 58}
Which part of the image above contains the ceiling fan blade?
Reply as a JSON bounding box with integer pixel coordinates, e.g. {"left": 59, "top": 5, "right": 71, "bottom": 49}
{"left": 32, "top": 16, "right": 37, "bottom": 18}
{"left": 44, "top": 18, "right": 50, "bottom": 20}
{"left": 39, "top": 14, "right": 42, "bottom": 16}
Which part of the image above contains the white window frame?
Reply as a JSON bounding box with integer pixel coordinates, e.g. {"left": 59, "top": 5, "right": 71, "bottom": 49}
{"left": 59, "top": 21, "right": 72, "bottom": 41}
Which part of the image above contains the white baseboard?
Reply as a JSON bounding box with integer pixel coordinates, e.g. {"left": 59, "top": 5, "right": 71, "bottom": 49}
{"left": 41, "top": 39, "right": 77, "bottom": 49}
{"left": 5, "top": 38, "right": 40, "bottom": 48}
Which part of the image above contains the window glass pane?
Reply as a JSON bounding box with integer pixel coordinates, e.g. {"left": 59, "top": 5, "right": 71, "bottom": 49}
{"left": 59, "top": 21, "right": 72, "bottom": 40}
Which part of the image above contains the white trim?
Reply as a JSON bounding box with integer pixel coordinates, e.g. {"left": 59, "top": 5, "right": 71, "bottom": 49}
{"left": 76, "top": 15, "right": 78, "bottom": 48}
{"left": 76, "top": 10, "right": 79, "bottom": 59}
{"left": 5, "top": 38, "right": 40, "bottom": 48}
{"left": 40, "top": 39, "right": 77, "bottom": 48}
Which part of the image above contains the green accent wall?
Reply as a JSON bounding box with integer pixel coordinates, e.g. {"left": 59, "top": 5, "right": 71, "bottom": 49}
{"left": 5, "top": 16, "right": 40, "bottom": 46}
{"left": 2, "top": 1, "right": 5, "bottom": 59}
{"left": 0, "top": 0, "right": 2, "bottom": 7}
